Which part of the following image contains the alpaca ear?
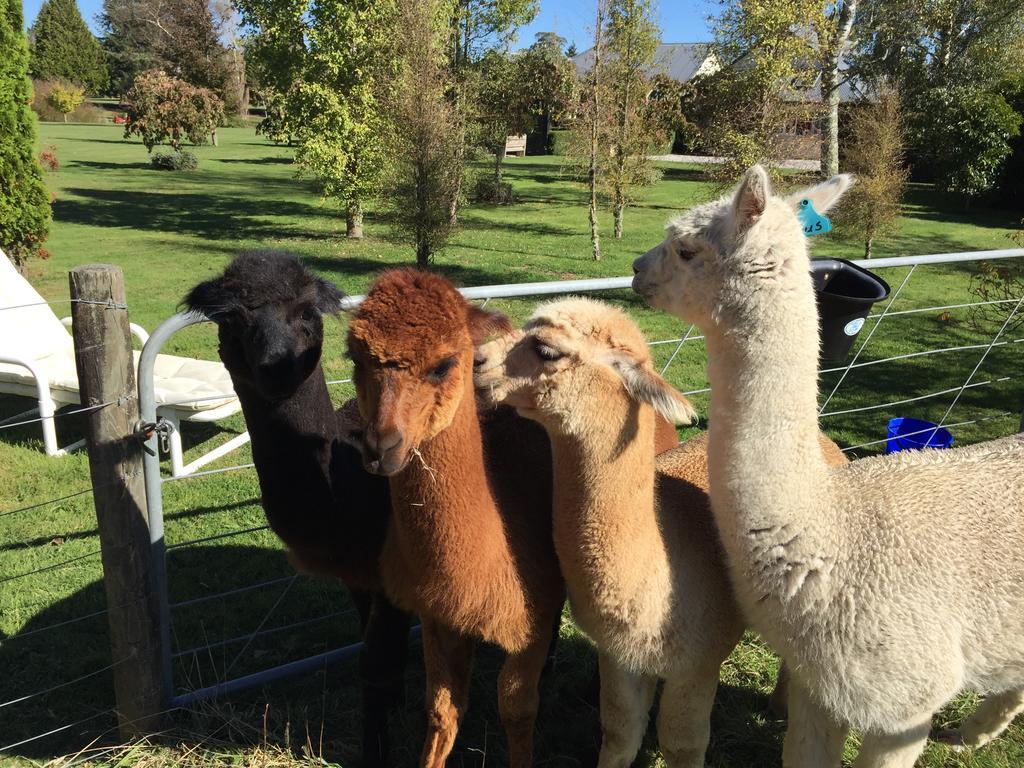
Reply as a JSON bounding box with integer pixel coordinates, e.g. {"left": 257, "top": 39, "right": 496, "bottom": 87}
{"left": 313, "top": 277, "right": 345, "bottom": 315}
{"left": 467, "top": 306, "right": 513, "bottom": 345}
{"left": 732, "top": 165, "right": 771, "bottom": 230}
{"left": 786, "top": 174, "right": 855, "bottom": 214}
{"left": 182, "top": 276, "right": 226, "bottom": 319}
{"left": 604, "top": 353, "right": 697, "bottom": 425}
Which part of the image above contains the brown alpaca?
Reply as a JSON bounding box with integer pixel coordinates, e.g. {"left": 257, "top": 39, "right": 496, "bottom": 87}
{"left": 346, "top": 269, "right": 563, "bottom": 768}
{"left": 347, "top": 271, "right": 682, "bottom": 767}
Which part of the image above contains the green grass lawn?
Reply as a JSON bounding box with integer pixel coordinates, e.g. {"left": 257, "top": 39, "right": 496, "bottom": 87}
{"left": 1, "top": 123, "right": 1021, "bottom": 767}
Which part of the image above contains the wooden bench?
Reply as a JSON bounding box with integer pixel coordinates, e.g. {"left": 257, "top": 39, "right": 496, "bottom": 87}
{"left": 504, "top": 134, "right": 527, "bottom": 156}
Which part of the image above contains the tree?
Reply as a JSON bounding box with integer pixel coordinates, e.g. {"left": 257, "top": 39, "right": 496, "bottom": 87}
{"left": 446, "top": 0, "right": 538, "bottom": 223}
{"left": 474, "top": 51, "right": 535, "bottom": 187}
{"left": 100, "top": 0, "right": 231, "bottom": 102}
{"left": 238, "top": 0, "right": 397, "bottom": 238}
{"left": 851, "top": 0, "right": 1022, "bottom": 90}
{"left": 386, "top": 0, "right": 463, "bottom": 266}
{"left": 582, "top": 0, "right": 608, "bottom": 260}
{"left": 29, "top": 0, "right": 108, "bottom": 93}
{"left": 449, "top": 0, "right": 539, "bottom": 73}
{"left": 814, "top": 0, "right": 857, "bottom": 177}
{"left": 603, "top": 0, "right": 661, "bottom": 238}
{"left": 46, "top": 80, "right": 85, "bottom": 122}
{"left": 700, "top": 0, "right": 819, "bottom": 183}
{"left": 839, "top": 88, "right": 907, "bottom": 257}
{"left": 518, "top": 31, "right": 579, "bottom": 148}
{"left": 124, "top": 69, "right": 223, "bottom": 153}
{"left": 0, "top": 0, "right": 52, "bottom": 269}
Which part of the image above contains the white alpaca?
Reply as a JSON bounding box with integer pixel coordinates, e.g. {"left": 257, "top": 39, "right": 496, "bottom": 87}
{"left": 632, "top": 166, "right": 1024, "bottom": 767}
{"left": 475, "top": 299, "right": 849, "bottom": 767}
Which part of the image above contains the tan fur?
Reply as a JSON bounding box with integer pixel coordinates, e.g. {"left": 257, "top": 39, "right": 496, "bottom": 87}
{"left": 633, "top": 166, "right": 1024, "bottom": 767}
{"left": 476, "top": 296, "right": 847, "bottom": 767}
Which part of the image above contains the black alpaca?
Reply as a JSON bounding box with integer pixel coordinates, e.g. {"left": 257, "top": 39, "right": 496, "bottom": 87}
{"left": 185, "top": 251, "right": 409, "bottom": 766}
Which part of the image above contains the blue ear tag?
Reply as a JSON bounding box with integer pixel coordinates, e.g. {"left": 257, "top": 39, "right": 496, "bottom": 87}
{"left": 797, "top": 198, "right": 832, "bottom": 237}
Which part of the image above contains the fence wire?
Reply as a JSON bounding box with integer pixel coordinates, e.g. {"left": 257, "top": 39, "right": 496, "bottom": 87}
{"left": 3, "top": 251, "right": 1022, "bottom": 757}
{"left": 1, "top": 295, "right": 138, "bottom": 756}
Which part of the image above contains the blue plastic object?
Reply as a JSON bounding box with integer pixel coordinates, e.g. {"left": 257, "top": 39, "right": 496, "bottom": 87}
{"left": 798, "top": 198, "right": 832, "bottom": 237}
{"left": 885, "top": 417, "right": 954, "bottom": 454}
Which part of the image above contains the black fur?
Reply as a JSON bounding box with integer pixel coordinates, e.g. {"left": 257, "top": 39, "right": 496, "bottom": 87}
{"left": 185, "top": 250, "right": 408, "bottom": 767}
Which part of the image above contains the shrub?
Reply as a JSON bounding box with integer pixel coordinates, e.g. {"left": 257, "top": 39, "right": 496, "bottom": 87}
{"left": 908, "top": 85, "right": 1021, "bottom": 197}
{"left": 46, "top": 80, "right": 84, "bottom": 122}
{"left": 38, "top": 144, "right": 59, "bottom": 171}
{"left": 1, "top": 0, "right": 52, "bottom": 269}
{"left": 150, "top": 150, "right": 199, "bottom": 171}
{"left": 32, "top": 79, "right": 118, "bottom": 123}
{"left": 124, "top": 70, "right": 224, "bottom": 153}
{"left": 470, "top": 174, "right": 517, "bottom": 204}
{"left": 838, "top": 89, "right": 908, "bottom": 258}
{"left": 548, "top": 129, "right": 571, "bottom": 155}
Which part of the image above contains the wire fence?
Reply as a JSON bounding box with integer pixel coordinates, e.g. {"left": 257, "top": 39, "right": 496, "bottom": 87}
{"left": 2, "top": 249, "right": 1022, "bottom": 759}
{"left": 1, "top": 294, "right": 134, "bottom": 756}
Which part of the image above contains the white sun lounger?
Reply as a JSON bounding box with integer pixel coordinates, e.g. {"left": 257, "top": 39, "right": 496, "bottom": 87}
{"left": 0, "top": 250, "right": 246, "bottom": 477}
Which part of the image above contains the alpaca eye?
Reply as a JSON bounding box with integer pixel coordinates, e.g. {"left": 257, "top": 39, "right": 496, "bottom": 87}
{"left": 429, "top": 357, "right": 457, "bottom": 382}
{"left": 678, "top": 249, "right": 695, "bottom": 262}
{"left": 534, "top": 340, "right": 564, "bottom": 362}
{"left": 300, "top": 306, "right": 317, "bottom": 321}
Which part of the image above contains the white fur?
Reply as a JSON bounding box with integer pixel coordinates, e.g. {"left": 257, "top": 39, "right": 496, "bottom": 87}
{"left": 632, "top": 166, "right": 1024, "bottom": 767}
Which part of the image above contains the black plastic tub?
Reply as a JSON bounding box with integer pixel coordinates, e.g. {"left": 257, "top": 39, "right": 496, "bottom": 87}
{"left": 810, "top": 258, "right": 891, "bottom": 364}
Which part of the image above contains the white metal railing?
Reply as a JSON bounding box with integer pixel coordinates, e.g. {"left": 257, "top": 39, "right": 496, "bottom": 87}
{"left": 135, "top": 247, "right": 1024, "bottom": 711}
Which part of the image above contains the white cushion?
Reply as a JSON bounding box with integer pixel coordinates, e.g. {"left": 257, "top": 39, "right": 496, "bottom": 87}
{"left": 0, "top": 249, "right": 238, "bottom": 418}
{"left": 0, "top": 348, "right": 238, "bottom": 415}
{"left": 0, "top": 251, "right": 74, "bottom": 359}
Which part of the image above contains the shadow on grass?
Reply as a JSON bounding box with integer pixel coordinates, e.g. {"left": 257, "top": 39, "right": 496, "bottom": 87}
{"left": 301, "top": 253, "right": 523, "bottom": 289}
{"left": 0, "top": 544, "right": 363, "bottom": 760}
{"left": 58, "top": 137, "right": 139, "bottom": 145}
{"left": 217, "top": 157, "right": 294, "bottom": 166}
{"left": 54, "top": 188, "right": 336, "bottom": 243}
{"left": 69, "top": 159, "right": 152, "bottom": 171}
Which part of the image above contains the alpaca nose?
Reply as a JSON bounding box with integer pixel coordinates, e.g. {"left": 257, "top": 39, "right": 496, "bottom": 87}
{"left": 364, "top": 427, "right": 405, "bottom": 475}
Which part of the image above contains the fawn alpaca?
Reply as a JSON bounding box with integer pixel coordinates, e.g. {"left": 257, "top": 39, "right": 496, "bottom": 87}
{"left": 475, "top": 297, "right": 848, "bottom": 767}
{"left": 633, "top": 168, "right": 1024, "bottom": 767}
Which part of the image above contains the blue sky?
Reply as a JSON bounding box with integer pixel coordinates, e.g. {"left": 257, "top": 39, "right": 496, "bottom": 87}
{"left": 22, "top": 0, "right": 715, "bottom": 47}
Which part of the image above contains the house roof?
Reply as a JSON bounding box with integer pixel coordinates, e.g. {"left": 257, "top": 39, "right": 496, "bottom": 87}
{"left": 571, "top": 42, "right": 716, "bottom": 83}
{"left": 572, "top": 40, "right": 866, "bottom": 103}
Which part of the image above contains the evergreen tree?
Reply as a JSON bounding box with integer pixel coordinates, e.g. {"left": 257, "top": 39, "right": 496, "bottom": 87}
{"left": 29, "top": 0, "right": 108, "bottom": 93}
{"left": 1, "top": 0, "right": 52, "bottom": 269}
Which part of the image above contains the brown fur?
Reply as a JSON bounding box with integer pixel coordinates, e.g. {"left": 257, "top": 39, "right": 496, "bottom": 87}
{"left": 348, "top": 270, "right": 563, "bottom": 768}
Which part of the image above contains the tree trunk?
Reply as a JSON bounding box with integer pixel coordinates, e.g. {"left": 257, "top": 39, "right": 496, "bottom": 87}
{"left": 416, "top": 238, "right": 429, "bottom": 268}
{"left": 588, "top": 0, "right": 606, "bottom": 262}
{"left": 347, "top": 201, "right": 364, "bottom": 239}
{"left": 614, "top": 203, "right": 624, "bottom": 239}
{"left": 63, "top": 113, "right": 68, "bottom": 123}
{"left": 819, "top": 0, "right": 857, "bottom": 178}
{"left": 820, "top": 64, "right": 840, "bottom": 177}
{"left": 494, "top": 145, "right": 506, "bottom": 185}
{"left": 864, "top": 236, "right": 873, "bottom": 259}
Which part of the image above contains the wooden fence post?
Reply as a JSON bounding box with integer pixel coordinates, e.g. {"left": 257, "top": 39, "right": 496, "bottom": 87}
{"left": 70, "top": 265, "right": 164, "bottom": 737}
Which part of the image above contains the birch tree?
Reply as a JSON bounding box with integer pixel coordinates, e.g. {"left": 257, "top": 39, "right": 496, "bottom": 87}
{"left": 603, "top": 0, "right": 660, "bottom": 238}
{"left": 815, "top": 0, "right": 857, "bottom": 177}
